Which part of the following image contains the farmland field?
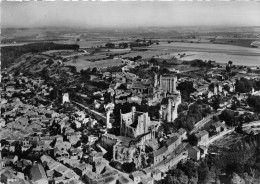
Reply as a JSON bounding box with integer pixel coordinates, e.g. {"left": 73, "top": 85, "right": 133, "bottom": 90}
{"left": 64, "top": 58, "right": 123, "bottom": 71}
{"left": 69, "top": 55, "right": 108, "bottom": 61}
{"left": 122, "top": 50, "right": 170, "bottom": 59}
{"left": 138, "top": 42, "right": 260, "bottom": 66}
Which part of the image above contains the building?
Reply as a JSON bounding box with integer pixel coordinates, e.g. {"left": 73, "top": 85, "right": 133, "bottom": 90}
{"left": 29, "top": 163, "right": 48, "bottom": 184}
{"left": 195, "top": 131, "right": 209, "bottom": 146}
{"left": 166, "top": 135, "right": 181, "bottom": 153}
{"left": 62, "top": 93, "right": 70, "bottom": 104}
{"left": 159, "top": 75, "right": 177, "bottom": 93}
{"left": 160, "top": 93, "right": 181, "bottom": 122}
{"left": 152, "top": 146, "right": 168, "bottom": 165}
{"left": 188, "top": 146, "right": 200, "bottom": 161}
{"left": 178, "top": 128, "right": 187, "bottom": 141}
{"left": 120, "top": 106, "right": 158, "bottom": 140}
{"left": 210, "top": 122, "right": 227, "bottom": 133}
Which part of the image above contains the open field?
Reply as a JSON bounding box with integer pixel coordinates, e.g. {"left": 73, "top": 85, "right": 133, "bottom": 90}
{"left": 139, "top": 42, "right": 260, "bottom": 66}
{"left": 178, "top": 52, "right": 260, "bottom": 66}
{"left": 212, "top": 38, "right": 260, "bottom": 48}
{"left": 64, "top": 58, "right": 123, "bottom": 71}
{"left": 67, "top": 54, "right": 108, "bottom": 62}
{"left": 41, "top": 50, "right": 76, "bottom": 57}
{"left": 122, "top": 50, "right": 170, "bottom": 59}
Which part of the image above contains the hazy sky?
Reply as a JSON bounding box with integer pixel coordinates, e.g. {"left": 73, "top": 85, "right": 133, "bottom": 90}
{"left": 1, "top": 1, "right": 260, "bottom": 28}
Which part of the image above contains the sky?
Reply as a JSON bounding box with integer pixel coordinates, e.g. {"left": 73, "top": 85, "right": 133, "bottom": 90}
{"left": 1, "top": 1, "right": 260, "bottom": 28}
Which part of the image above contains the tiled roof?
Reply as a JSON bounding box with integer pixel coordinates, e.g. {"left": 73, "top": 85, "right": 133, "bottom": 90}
{"left": 166, "top": 136, "right": 179, "bottom": 147}
{"left": 30, "top": 163, "right": 47, "bottom": 182}
{"left": 153, "top": 146, "right": 168, "bottom": 157}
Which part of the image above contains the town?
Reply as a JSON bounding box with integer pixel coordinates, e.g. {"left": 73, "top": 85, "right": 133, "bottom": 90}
{"left": 1, "top": 37, "right": 260, "bottom": 184}
{"left": 2, "top": 1, "right": 260, "bottom": 184}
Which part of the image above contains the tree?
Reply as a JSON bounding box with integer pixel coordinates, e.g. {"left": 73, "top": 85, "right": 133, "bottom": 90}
{"left": 247, "top": 68, "right": 252, "bottom": 73}
{"left": 178, "top": 160, "right": 198, "bottom": 179}
{"left": 212, "top": 96, "right": 221, "bottom": 110}
{"left": 110, "top": 161, "right": 122, "bottom": 171}
{"left": 213, "top": 115, "right": 220, "bottom": 122}
{"left": 105, "top": 42, "right": 115, "bottom": 48}
{"left": 40, "top": 68, "right": 50, "bottom": 81}
{"left": 219, "top": 110, "right": 237, "bottom": 127}
{"left": 223, "top": 84, "right": 230, "bottom": 92}
{"left": 230, "top": 173, "right": 245, "bottom": 184}
{"left": 198, "top": 162, "right": 211, "bottom": 184}
{"left": 92, "top": 67, "right": 97, "bottom": 73}
{"left": 188, "top": 134, "right": 198, "bottom": 146}
{"left": 177, "top": 81, "right": 196, "bottom": 102}
{"left": 178, "top": 103, "right": 189, "bottom": 114}
{"left": 247, "top": 95, "right": 260, "bottom": 112}
{"left": 119, "top": 42, "right": 128, "bottom": 49}
{"left": 145, "top": 146, "right": 153, "bottom": 153}
{"left": 122, "top": 162, "right": 136, "bottom": 173}
{"left": 231, "top": 101, "right": 237, "bottom": 110}
{"left": 149, "top": 58, "right": 158, "bottom": 65}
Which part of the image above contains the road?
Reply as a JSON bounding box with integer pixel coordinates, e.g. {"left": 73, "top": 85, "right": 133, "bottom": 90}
{"left": 207, "top": 120, "right": 260, "bottom": 145}
{"left": 155, "top": 152, "right": 188, "bottom": 172}
{"left": 62, "top": 49, "right": 90, "bottom": 58}
{"left": 190, "top": 111, "right": 222, "bottom": 134}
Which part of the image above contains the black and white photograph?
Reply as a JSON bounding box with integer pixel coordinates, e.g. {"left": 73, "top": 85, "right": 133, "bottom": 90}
{"left": 1, "top": 1, "right": 260, "bottom": 184}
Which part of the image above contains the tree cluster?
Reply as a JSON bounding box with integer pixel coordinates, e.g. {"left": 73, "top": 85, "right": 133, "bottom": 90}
{"left": 247, "top": 95, "right": 260, "bottom": 112}
{"left": 176, "top": 81, "right": 196, "bottom": 102}
{"left": 1, "top": 42, "right": 79, "bottom": 69}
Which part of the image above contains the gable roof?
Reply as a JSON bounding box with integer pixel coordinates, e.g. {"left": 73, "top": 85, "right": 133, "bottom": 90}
{"left": 153, "top": 146, "right": 168, "bottom": 157}
{"left": 30, "top": 163, "right": 47, "bottom": 182}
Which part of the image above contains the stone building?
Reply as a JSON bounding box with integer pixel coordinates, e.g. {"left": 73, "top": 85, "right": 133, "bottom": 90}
{"left": 160, "top": 92, "right": 181, "bottom": 122}
{"left": 62, "top": 93, "right": 70, "bottom": 104}
{"left": 159, "top": 75, "right": 177, "bottom": 93}
{"left": 195, "top": 130, "right": 209, "bottom": 146}
{"left": 120, "top": 107, "right": 158, "bottom": 140}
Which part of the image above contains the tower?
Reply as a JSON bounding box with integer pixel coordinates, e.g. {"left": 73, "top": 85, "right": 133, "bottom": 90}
{"left": 167, "top": 99, "right": 172, "bottom": 122}
{"left": 106, "top": 110, "right": 112, "bottom": 129}
{"left": 153, "top": 72, "right": 158, "bottom": 87}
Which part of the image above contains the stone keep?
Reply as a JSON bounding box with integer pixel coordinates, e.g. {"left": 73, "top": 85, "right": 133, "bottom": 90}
{"left": 159, "top": 75, "right": 177, "bottom": 93}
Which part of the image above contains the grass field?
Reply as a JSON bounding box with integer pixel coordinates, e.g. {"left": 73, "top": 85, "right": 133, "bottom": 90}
{"left": 64, "top": 58, "right": 123, "bottom": 71}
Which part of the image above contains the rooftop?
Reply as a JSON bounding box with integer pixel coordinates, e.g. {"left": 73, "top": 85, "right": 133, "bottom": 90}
{"left": 153, "top": 146, "right": 168, "bottom": 157}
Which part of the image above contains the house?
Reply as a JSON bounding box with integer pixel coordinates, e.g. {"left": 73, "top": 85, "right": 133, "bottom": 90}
{"left": 2, "top": 155, "right": 18, "bottom": 166}
{"left": 40, "top": 155, "right": 80, "bottom": 180}
{"left": 1, "top": 168, "right": 17, "bottom": 184}
{"left": 166, "top": 135, "right": 181, "bottom": 152}
{"left": 195, "top": 130, "right": 209, "bottom": 146}
{"left": 29, "top": 163, "right": 48, "bottom": 184}
{"left": 141, "top": 175, "right": 154, "bottom": 184}
{"left": 75, "top": 163, "right": 93, "bottom": 176}
{"left": 130, "top": 171, "right": 145, "bottom": 184}
{"left": 102, "top": 72, "right": 111, "bottom": 79}
{"left": 101, "top": 133, "right": 120, "bottom": 149}
{"left": 210, "top": 122, "right": 227, "bottom": 133}
{"left": 198, "top": 146, "right": 208, "bottom": 158}
{"left": 188, "top": 146, "right": 200, "bottom": 161}
{"left": 150, "top": 169, "right": 163, "bottom": 181}
{"left": 152, "top": 146, "right": 168, "bottom": 165}
{"left": 89, "top": 151, "right": 104, "bottom": 164}
{"left": 178, "top": 128, "right": 187, "bottom": 141}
